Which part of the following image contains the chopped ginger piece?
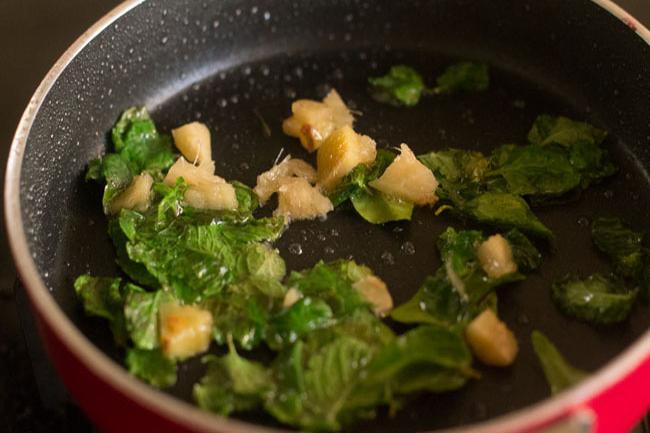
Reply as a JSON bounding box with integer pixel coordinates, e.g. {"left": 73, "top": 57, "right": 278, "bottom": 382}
{"left": 477, "top": 234, "right": 517, "bottom": 279}
{"left": 369, "top": 143, "right": 438, "bottom": 205}
{"left": 317, "top": 125, "right": 376, "bottom": 191}
{"left": 159, "top": 302, "right": 213, "bottom": 359}
{"left": 254, "top": 156, "right": 317, "bottom": 204}
{"left": 283, "top": 287, "right": 302, "bottom": 308}
{"left": 282, "top": 89, "right": 354, "bottom": 152}
{"left": 108, "top": 173, "right": 154, "bottom": 215}
{"left": 274, "top": 177, "right": 333, "bottom": 222}
{"left": 171, "top": 122, "right": 214, "bottom": 173}
{"left": 465, "top": 309, "right": 518, "bottom": 367}
{"left": 353, "top": 275, "right": 393, "bottom": 317}
{"left": 164, "top": 157, "right": 237, "bottom": 210}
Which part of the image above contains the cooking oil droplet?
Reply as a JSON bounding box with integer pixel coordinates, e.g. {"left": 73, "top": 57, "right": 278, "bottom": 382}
{"left": 381, "top": 251, "right": 395, "bottom": 265}
{"left": 161, "top": 36, "right": 168, "bottom": 44}
{"left": 577, "top": 216, "right": 590, "bottom": 227}
{"left": 603, "top": 190, "right": 614, "bottom": 199}
{"left": 401, "top": 241, "right": 415, "bottom": 255}
{"left": 288, "top": 243, "right": 303, "bottom": 255}
{"left": 330, "top": 228, "right": 339, "bottom": 237}
{"left": 324, "top": 246, "right": 335, "bottom": 255}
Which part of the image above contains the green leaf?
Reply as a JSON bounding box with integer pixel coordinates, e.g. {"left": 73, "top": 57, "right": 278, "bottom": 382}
{"left": 154, "top": 179, "right": 187, "bottom": 223}
{"left": 551, "top": 273, "right": 638, "bottom": 325}
{"left": 267, "top": 336, "right": 375, "bottom": 431}
{"left": 528, "top": 115, "right": 607, "bottom": 148}
{"left": 85, "top": 158, "right": 103, "bottom": 181}
{"left": 126, "top": 348, "right": 177, "bottom": 388}
{"left": 233, "top": 181, "right": 260, "bottom": 216}
{"left": 348, "top": 325, "right": 471, "bottom": 409}
{"left": 527, "top": 115, "right": 616, "bottom": 188}
{"left": 244, "top": 243, "right": 286, "bottom": 282}
{"left": 505, "top": 228, "right": 542, "bottom": 272}
{"left": 118, "top": 209, "right": 284, "bottom": 303}
{"left": 286, "top": 261, "right": 370, "bottom": 317}
{"left": 487, "top": 144, "right": 582, "bottom": 197}
{"left": 194, "top": 339, "right": 271, "bottom": 416}
{"left": 591, "top": 217, "right": 645, "bottom": 278}
{"left": 437, "top": 227, "right": 483, "bottom": 280}
{"left": 328, "top": 149, "right": 396, "bottom": 207}
{"left": 393, "top": 228, "right": 528, "bottom": 328}
{"left": 462, "top": 192, "right": 553, "bottom": 239}
{"left": 99, "top": 153, "right": 134, "bottom": 213}
{"left": 209, "top": 287, "right": 272, "bottom": 350}
{"left": 108, "top": 218, "right": 159, "bottom": 287}
{"left": 111, "top": 106, "right": 176, "bottom": 174}
{"left": 368, "top": 65, "right": 425, "bottom": 107}
{"left": 74, "top": 275, "right": 128, "bottom": 344}
{"left": 419, "top": 149, "right": 488, "bottom": 185}
{"left": 391, "top": 269, "right": 465, "bottom": 328}
{"left": 267, "top": 297, "right": 334, "bottom": 350}
{"left": 531, "top": 330, "right": 588, "bottom": 395}
{"left": 351, "top": 189, "right": 414, "bottom": 224}
{"left": 434, "top": 62, "right": 489, "bottom": 95}
{"left": 124, "top": 287, "right": 174, "bottom": 350}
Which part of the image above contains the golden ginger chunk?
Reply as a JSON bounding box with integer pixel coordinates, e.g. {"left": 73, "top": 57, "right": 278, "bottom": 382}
{"left": 254, "top": 156, "right": 317, "bottom": 204}
{"left": 274, "top": 177, "right": 333, "bottom": 222}
{"left": 353, "top": 275, "right": 393, "bottom": 317}
{"left": 369, "top": 144, "right": 438, "bottom": 205}
{"left": 171, "top": 122, "right": 214, "bottom": 173}
{"left": 283, "top": 287, "right": 302, "bottom": 308}
{"left": 477, "top": 234, "right": 517, "bottom": 279}
{"left": 159, "top": 302, "right": 213, "bottom": 359}
{"left": 108, "top": 173, "right": 154, "bottom": 215}
{"left": 317, "top": 125, "right": 376, "bottom": 191}
{"left": 282, "top": 89, "right": 354, "bottom": 152}
{"left": 164, "top": 157, "right": 237, "bottom": 210}
{"left": 465, "top": 309, "right": 518, "bottom": 367}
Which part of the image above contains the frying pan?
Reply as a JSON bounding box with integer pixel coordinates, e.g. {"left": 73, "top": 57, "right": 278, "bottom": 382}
{"left": 6, "top": 0, "right": 650, "bottom": 432}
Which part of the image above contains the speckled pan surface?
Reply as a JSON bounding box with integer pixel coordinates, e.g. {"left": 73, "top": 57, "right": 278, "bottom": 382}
{"left": 9, "top": 0, "right": 650, "bottom": 432}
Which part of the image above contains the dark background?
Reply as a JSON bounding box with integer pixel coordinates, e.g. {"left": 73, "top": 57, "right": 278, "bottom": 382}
{"left": 1, "top": 1, "right": 649, "bottom": 432}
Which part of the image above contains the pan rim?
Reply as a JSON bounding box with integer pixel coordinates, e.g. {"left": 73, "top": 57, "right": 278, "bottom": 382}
{"left": 5, "top": 1, "right": 650, "bottom": 432}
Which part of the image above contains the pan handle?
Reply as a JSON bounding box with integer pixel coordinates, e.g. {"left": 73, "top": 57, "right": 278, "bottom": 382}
{"left": 577, "top": 353, "right": 650, "bottom": 433}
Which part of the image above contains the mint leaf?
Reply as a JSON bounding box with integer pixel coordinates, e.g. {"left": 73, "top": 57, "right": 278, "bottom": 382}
{"left": 369, "top": 65, "right": 425, "bottom": 107}
{"left": 126, "top": 348, "right": 177, "bottom": 388}
{"left": 551, "top": 273, "right": 638, "bottom": 325}
{"left": 434, "top": 62, "right": 489, "bottom": 95}
{"left": 531, "top": 331, "right": 587, "bottom": 395}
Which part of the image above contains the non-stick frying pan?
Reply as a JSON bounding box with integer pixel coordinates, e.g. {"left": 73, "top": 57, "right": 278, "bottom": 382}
{"left": 6, "top": 1, "right": 650, "bottom": 432}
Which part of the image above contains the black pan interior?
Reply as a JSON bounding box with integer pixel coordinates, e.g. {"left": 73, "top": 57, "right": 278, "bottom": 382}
{"left": 17, "top": 0, "right": 650, "bottom": 431}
